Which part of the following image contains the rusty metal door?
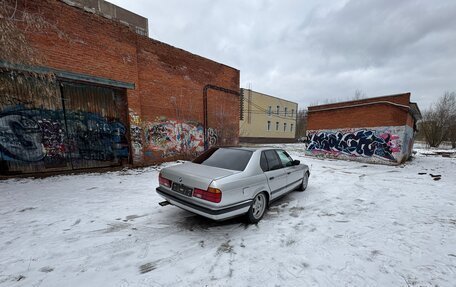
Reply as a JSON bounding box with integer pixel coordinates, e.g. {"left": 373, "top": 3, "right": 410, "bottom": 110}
{"left": 60, "top": 81, "right": 129, "bottom": 170}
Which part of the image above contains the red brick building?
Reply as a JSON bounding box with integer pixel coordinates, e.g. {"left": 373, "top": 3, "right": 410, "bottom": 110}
{"left": 305, "top": 93, "right": 421, "bottom": 164}
{"left": 0, "top": 0, "right": 240, "bottom": 175}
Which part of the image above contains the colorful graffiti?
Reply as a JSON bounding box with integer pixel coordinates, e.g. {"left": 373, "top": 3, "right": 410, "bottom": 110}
{"left": 126, "top": 108, "right": 220, "bottom": 159}
{"left": 306, "top": 128, "right": 402, "bottom": 161}
{"left": 144, "top": 119, "right": 217, "bottom": 158}
{"left": 0, "top": 107, "right": 129, "bottom": 165}
{"left": 1, "top": 106, "right": 221, "bottom": 168}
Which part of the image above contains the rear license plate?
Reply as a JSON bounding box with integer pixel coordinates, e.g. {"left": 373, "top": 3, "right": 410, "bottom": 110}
{"left": 171, "top": 182, "right": 193, "bottom": 197}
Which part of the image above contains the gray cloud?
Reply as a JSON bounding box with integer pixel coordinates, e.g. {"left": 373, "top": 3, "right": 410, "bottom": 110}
{"left": 110, "top": 0, "right": 456, "bottom": 110}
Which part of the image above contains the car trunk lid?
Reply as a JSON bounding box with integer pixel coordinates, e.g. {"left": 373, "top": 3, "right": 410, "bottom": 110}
{"left": 160, "top": 162, "right": 238, "bottom": 190}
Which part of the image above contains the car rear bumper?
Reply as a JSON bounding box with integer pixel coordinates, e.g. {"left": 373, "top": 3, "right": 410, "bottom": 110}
{"left": 156, "top": 187, "right": 252, "bottom": 221}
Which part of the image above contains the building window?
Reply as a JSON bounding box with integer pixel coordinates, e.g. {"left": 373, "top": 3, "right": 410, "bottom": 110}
{"left": 276, "top": 106, "right": 280, "bottom": 114}
{"left": 276, "top": 122, "right": 279, "bottom": 131}
{"left": 267, "top": 121, "right": 271, "bottom": 131}
{"left": 290, "top": 124, "right": 294, "bottom": 132}
{"left": 268, "top": 106, "right": 272, "bottom": 116}
{"left": 284, "top": 123, "right": 287, "bottom": 132}
{"left": 284, "top": 107, "right": 288, "bottom": 117}
{"left": 291, "top": 109, "right": 294, "bottom": 117}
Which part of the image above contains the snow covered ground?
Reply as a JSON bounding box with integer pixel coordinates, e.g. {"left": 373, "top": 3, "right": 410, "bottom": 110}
{"left": 413, "top": 141, "right": 456, "bottom": 157}
{"left": 1, "top": 144, "right": 455, "bottom": 287}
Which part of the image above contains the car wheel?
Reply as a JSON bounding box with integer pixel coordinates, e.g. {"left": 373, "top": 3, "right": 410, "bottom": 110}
{"left": 298, "top": 172, "right": 309, "bottom": 192}
{"left": 246, "top": 192, "right": 267, "bottom": 223}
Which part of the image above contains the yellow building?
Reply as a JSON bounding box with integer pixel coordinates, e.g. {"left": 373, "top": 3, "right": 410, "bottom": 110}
{"left": 240, "top": 89, "right": 298, "bottom": 143}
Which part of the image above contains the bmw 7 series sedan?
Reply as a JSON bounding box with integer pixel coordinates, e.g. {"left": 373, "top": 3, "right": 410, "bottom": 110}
{"left": 156, "top": 147, "right": 310, "bottom": 223}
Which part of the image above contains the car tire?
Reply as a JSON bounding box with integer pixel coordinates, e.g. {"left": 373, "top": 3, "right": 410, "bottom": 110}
{"left": 246, "top": 192, "right": 267, "bottom": 224}
{"left": 298, "top": 172, "right": 309, "bottom": 192}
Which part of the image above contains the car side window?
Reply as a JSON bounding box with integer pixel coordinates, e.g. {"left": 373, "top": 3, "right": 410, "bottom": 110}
{"left": 260, "top": 152, "right": 269, "bottom": 172}
{"left": 276, "top": 150, "right": 293, "bottom": 167}
{"left": 264, "top": 150, "right": 282, "bottom": 171}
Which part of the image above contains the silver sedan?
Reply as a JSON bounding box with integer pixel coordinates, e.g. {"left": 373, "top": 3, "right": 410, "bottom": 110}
{"left": 156, "top": 147, "right": 310, "bottom": 223}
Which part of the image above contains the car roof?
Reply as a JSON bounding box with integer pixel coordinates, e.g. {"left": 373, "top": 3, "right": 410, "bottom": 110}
{"left": 222, "top": 146, "right": 280, "bottom": 152}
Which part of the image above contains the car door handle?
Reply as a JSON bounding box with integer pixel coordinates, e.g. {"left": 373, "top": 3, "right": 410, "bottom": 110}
{"left": 269, "top": 177, "right": 275, "bottom": 180}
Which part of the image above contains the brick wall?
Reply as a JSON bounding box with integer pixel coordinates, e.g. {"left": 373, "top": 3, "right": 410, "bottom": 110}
{"left": 406, "top": 113, "right": 414, "bottom": 128}
{"left": 20, "top": 0, "right": 139, "bottom": 85}
{"left": 307, "top": 93, "right": 411, "bottom": 130}
{"left": 135, "top": 37, "right": 239, "bottom": 164}
{"left": 308, "top": 93, "right": 411, "bottom": 111}
{"left": 7, "top": 0, "right": 240, "bottom": 167}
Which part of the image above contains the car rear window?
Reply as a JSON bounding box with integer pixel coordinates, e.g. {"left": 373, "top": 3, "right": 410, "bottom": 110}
{"left": 193, "top": 148, "right": 253, "bottom": 171}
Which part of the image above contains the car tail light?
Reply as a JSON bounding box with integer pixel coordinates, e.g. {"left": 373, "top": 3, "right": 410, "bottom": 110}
{"left": 193, "top": 187, "right": 222, "bottom": 203}
{"left": 159, "top": 173, "right": 171, "bottom": 188}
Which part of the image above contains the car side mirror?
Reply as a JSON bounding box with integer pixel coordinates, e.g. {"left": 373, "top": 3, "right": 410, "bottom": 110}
{"left": 292, "top": 160, "right": 300, "bottom": 166}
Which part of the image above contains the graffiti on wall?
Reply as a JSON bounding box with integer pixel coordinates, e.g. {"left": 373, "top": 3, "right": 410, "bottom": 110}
{"left": 143, "top": 119, "right": 217, "bottom": 158}
{"left": 306, "top": 128, "right": 402, "bottom": 161}
{"left": 207, "top": 127, "right": 218, "bottom": 146}
{"left": 1, "top": 106, "right": 220, "bottom": 166}
{"left": 66, "top": 112, "right": 129, "bottom": 161}
{"left": 126, "top": 108, "right": 220, "bottom": 159}
{"left": 0, "top": 107, "right": 129, "bottom": 164}
{"left": 128, "top": 109, "right": 143, "bottom": 161}
{"left": 0, "top": 114, "right": 49, "bottom": 162}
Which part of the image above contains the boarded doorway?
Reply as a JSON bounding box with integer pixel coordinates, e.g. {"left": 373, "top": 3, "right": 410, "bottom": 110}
{"left": 0, "top": 70, "right": 130, "bottom": 175}
{"left": 60, "top": 82, "right": 129, "bottom": 170}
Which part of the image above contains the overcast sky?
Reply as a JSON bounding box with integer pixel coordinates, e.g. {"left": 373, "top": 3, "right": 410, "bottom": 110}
{"left": 110, "top": 0, "right": 456, "bottom": 110}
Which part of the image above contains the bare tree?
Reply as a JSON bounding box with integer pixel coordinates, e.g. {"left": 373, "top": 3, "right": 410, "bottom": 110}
{"left": 445, "top": 92, "right": 456, "bottom": 148}
{"left": 310, "top": 89, "right": 366, "bottom": 106}
{"left": 449, "top": 118, "right": 456, "bottom": 148}
{"left": 1, "top": 0, "right": 43, "bottom": 66}
{"left": 0, "top": 0, "right": 74, "bottom": 105}
{"left": 1, "top": 0, "right": 76, "bottom": 65}
{"left": 421, "top": 92, "right": 456, "bottom": 147}
{"left": 295, "top": 109, "right": 307, "bottom": 140}
{"left": 353, "top": 89, "right": 366, "bottom": 100}
{"left": 421, "top": 110, "right": 445, "bottom": 147}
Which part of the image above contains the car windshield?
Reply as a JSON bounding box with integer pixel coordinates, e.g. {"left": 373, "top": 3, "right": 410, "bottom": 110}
{"left": 193, "top": 148, "right": 253, "bottom": 171}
